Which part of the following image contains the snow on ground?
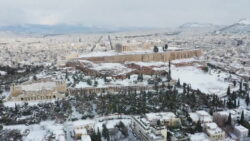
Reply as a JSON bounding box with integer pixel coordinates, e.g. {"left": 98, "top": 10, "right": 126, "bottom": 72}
{"left": 190, "top": 133, "right": 210, "bottom": 141}
{"left": 79, "top": 60, "right": 133, "bottom": 75}
{"left": 80, "top": 51, "right": 117, "bottom": 58}
{"left": 0, "top": 70, "right": 7, "bottom": 75}
{"left": 126, "top": 61, "right": 166, "bottom": 67}
{"left": 74, "top": 74, "right": 150, "bottom": 89}
{"left": 1, "top": 90, "right": 10, "bottom": 98}
{"left": 66, "top": 116, "right": 131, "bottom": 131}
{"left": 94, "top": 119, "right": 131, "bottom": 131}
{"left": 4, "top": 99, "right": 57, "bottom": 107}
{"left": 172, "top": 58, "right": 198, "bottom": 64}
{"left": 172, "top": 65, "right": 234, "bottom": 96}
{"left": 3, "top": 121, "right": 64, "bottom": 141}
{"left": 75, "top": 58, "right": 237, "bottom": 97}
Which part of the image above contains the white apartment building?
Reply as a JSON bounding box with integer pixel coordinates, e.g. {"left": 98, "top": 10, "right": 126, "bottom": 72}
{"left": 189, "top": 110, "right": 213, "bottom": 124}
{"left": 204, "top": 122, "right": 225, "bottom": 141}
{"left": 234, "top": 125, "right": 249, "bottom": 139}
{"left": 131, "top": 116, "right": 167, "bottom": 141}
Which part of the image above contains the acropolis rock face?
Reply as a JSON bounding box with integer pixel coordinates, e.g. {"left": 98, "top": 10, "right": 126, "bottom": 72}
{"left": 80, "top": 50, "right": 202, "bottom": 63}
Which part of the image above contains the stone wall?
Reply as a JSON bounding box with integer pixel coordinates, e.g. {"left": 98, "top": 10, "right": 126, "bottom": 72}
{"left": 69, "top": 80, "right": 176, "bottom": 95}
{"left": 80, "top": 49, "right": 202, "bottom": 63}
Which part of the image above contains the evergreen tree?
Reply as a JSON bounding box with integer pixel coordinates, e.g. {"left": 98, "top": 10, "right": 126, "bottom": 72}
{"left": 240, "top": 80, "right": 243, "bottom": 92}
{"left": 87, "top": 79, "right": 92, "bottom": 86}
{"left": 91, "top": 130, "right": 97, "bottom": 141}
{"left": 102, "top": 124, "right": 110, "bottom": 141}
{"left": 227, "top": 86, "right": 231, "bottom": 95}
{"left": 177, "top": 78, "right": 181, "bottom": 87}
{"left": 167, "top": 60, "right": 172, "bottom": 81}
{"left": 246, "top": 94, "right": 249, "bottom": 106}
{"left": 233, "top": 80, "right": 236, "bottom": 87}
{"left": 127, "top": 74, "right": 130, "bottom": 79}
{"left": 163, "top": 44, "right": 168, "bottom": 51}
{"left": 227, "top": 113, "right": 232, "bottom": 126}
{"left": 196, "top": 120, "right": 203, "bottom": 132}
{"left": 33, "top": 75, "right": 37, "bottom": 80}
{"left": 183, "top": 83, "right": 187, "bottom": 94}
{"left": 234, "top": 99, "right": 237, "bottom": 108}
{"left": 153, "top": 46, "right": 159, "bottom": 52}
{"left": 65, "top": 70, "right": 68, "bottom": 79}
{"left": 240, "top": 111, "right": 245, "bottom": 123}
{"left": 94, "top": 81, "right": 98, "bottom": 87}
{"left": 157, "top": 120, "right": 161, "bottom": 126}
{"left": 97, "top": 128, "right": 101, "bottom": 141}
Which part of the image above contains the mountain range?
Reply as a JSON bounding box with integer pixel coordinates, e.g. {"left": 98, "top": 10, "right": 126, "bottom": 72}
{"left": 0, "top": 24, "right": 152, "bottom": 35}
{"left": 216, "top": 19, "right": 250, "bottom": 33}
{"left": 0, "top": 19, "right": 250, "bottom": 35}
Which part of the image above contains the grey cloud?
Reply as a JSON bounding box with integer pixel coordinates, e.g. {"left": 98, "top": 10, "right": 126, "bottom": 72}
{"left": 0, "top": 0, "right": 249, "bottom": 27}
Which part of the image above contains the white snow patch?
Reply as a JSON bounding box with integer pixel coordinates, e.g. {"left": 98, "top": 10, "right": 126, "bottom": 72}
{"left": 172, "top": 66, "right": 230, "bottom": 96}
{"left": 190, "top": 133, "right": 210, "bottom": 141}
{"left": 0, "top": 70, "right": 7, "bottom": 75}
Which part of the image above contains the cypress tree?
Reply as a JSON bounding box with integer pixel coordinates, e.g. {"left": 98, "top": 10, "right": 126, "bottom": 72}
{"left": 196, "top": 120, "right": 203, "bottom": 132}
{"left": 246, "top": 94, "right": 249, "bottom": 106}
{"left": 240, "top": 80, "right": 243, "bottom": 92}
{"left": 177, "top": 78, "right": 181, "bottom": 87}
{"left": 227, "top": 113, "right": 232, "bottom": 126}
{"left": 102, "top": 124, "right": 110, "bottom": 141}
{"left": 153, "top": 46, "right": 159, "bottom": 52}
{"left": 227, "top": 86, "right": 231, "bottom": 95}
{"left": 240, "top": 111, "right": 244, "bottom": 123}
{"left": 97, "top": 128, "right": 101, "bottom": 141}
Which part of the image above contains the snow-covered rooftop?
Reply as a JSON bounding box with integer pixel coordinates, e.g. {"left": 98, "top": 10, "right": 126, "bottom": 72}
{"left": 81, "top": 135, "right": 91, "bottom": 141}
{"left": 234, "top": 125, "right": 248, "bottom": 132}
{"left": 146, "top": 112, "right": 176, "bottom": 121}
{"left": 190, "top": 133, "right": 210, "bottom": 141}
{"left": 205, "top": 122, "right": 224, "bottom": 135}
{"left": 0, "top": 70, "right": 7, "bottom": 75}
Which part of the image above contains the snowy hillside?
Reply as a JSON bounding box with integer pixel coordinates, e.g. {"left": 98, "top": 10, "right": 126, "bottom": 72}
{"left": 216, "top": 19, "right": 250, "bottom": 33}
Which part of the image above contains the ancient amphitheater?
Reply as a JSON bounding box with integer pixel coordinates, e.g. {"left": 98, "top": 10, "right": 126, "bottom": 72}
{"left": 9, "top": 79, "right": 67, "bottom": 101}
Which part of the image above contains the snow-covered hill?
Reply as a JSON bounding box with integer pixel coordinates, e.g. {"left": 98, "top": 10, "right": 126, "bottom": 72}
{"left": 179, "top": 23, "right": 215, "bottom": 29}
{"left": 178, "top": 22, "right": 221, "bottom": 34}
{"left": 216, "top": 19, "right": 250, "bottom": 33}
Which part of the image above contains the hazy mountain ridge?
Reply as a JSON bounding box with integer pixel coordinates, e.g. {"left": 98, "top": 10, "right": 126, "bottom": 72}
{"left": 217, "top": 19, "right": 250, "bottom": 33}
{"left": 0, "top": 24, "right": 153, "bottom": 35}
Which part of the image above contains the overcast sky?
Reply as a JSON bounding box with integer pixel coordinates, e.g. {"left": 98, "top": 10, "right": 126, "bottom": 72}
{"left": 0, "top": 0, "right": 249, "bottom": 27}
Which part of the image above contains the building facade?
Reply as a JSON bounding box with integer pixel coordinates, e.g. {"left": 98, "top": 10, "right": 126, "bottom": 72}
{"left": 131, "top": 116, "right": 167, "bottom": 141}
{"left": 204, "top": 122, "right": 225, "bottom": 141}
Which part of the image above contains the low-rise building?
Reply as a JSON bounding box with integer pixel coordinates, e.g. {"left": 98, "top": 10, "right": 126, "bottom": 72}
{"left": 81, "top": 135, "right": 91, "bottom": 141}
{"left": 189, "top": 110, "right": 213, "bottom": 124}
{"left": 204, "top": 122, "right": 225, "bottom": 141}
{"left": 131, "top": 116, "right": 167, "bottom": 141}
{"left": 170, "top": 129, "right": 190, "bottom": 141}
{"left": 213, "top": 109, "right": 250, "bottom": 127}
{"left": 73, "top": 128, "right": 89, "bottom": 140}
{"left": 145, "top": 112, "right": 181, "bottom": 127}
{"left": 234, "top": 125, "right": 249, "bottom": 139}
